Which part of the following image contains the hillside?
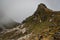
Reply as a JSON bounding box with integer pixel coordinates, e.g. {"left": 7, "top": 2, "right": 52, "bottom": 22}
{"left": 0, "top": 3, "right": 60, "bottom": 40}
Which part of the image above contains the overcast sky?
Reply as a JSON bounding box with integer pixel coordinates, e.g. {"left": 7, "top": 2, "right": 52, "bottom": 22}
{"left": 0, "top": 0, "right": 60, "bottom": 23}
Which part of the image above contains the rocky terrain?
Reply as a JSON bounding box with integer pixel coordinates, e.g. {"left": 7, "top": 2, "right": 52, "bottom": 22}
{"left": 0, "top": 3, "right": 60, "bottom": 40}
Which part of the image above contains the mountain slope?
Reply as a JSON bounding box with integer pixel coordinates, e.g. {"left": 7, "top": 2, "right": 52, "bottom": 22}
{"left": 0, "top": 3, "right": 60, "bottom": 40}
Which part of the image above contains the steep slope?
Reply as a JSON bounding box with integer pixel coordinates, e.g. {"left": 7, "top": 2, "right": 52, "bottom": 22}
{"left": 22, "top": 3, "right": 60, "bottom": 35}
{"left": 21, "top": 3, "right": 60, "bottom": 40}
{"left": 0, "top": 3, "right": 60, "bottom": 40}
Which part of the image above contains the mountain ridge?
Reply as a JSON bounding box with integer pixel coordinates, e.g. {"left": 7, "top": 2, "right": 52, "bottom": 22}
{"left": 0, "top": 3, "right": 60, "bottom": 40}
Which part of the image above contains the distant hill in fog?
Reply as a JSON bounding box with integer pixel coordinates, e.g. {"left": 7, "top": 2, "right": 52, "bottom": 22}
{"left": 0, "top": 14, "right": 20, "bottom": 32}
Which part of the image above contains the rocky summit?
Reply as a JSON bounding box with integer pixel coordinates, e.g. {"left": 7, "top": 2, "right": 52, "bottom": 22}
{"left": 0, "top": 3, "right": 60, "bottom": 40}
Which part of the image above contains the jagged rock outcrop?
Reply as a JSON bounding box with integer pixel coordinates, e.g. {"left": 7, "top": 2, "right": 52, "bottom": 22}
{"left": 0, "top": 3, "right": 60, "bottom": 40}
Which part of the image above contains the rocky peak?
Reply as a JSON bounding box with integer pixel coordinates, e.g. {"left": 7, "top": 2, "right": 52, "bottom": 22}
{"left": 38, "top": 3, "right": 47, "bottom": 9}
{"left": 34, "top": 3, "right": 51, "bottom": 16}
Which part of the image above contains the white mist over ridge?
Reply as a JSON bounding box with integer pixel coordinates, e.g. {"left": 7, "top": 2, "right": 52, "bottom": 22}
{"left": 1, "top": 0, "right": 60, "bottom": 23}
{"left": 0, "top": 15, "right": 17, "bottom": 29}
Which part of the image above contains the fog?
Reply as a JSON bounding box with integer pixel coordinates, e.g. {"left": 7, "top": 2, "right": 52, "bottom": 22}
{"left": 0, "top": 0, "right": 60, "bottom": 23}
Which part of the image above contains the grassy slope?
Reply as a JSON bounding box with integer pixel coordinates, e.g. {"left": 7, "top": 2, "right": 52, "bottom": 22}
{"left": 22, "top": 3, "right": 60, "bottom": 39}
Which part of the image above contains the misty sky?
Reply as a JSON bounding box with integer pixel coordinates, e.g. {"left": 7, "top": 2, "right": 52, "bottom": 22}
{"left": 0, "top": 0, "right": 60, "bottom": 23}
